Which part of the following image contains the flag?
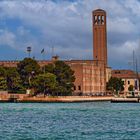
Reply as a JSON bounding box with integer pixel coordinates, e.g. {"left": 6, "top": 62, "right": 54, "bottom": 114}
{"left": 41, "top": 48, "right": 44, "bottom": 54}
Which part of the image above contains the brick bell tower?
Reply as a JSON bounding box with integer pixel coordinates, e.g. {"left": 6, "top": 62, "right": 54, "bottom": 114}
{"left": 92, "top": 9, "right": 107, "bottom": 66}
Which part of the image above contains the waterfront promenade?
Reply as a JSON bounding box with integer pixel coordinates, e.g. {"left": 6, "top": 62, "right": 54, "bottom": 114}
{"left": 19, "top": 96, "right": 113, "bottom": 103}
{"left": 0, "top": 92, "right": 113, "bottom": 103}
{"left": 1, "top": 92, "right": 140, "bottom": 103}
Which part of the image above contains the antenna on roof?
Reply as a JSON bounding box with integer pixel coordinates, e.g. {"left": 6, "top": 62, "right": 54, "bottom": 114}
{"left": 133, "top": 50, "right": 135, "bottom": 72}
{"left": 52, "top": 46, "right": 54, "bottom": 57}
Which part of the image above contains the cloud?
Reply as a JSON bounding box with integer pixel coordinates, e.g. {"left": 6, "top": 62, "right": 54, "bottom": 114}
{"left": 108, "top": 40, "right": 139, "bottom": 69}
{"left": 124, "top": 0, "right": 140, "bottom": 17}
{"left": 0, "top": 29, "right": 16, "bottom": 47}
{"left": 108, "top": 17, "right": 137, "bottom": 34}
{"left": 0, "top": 0, "right": 140, "bottom": 70}
{"left": 17, "top": 26, "right": 30, "bottom": 36}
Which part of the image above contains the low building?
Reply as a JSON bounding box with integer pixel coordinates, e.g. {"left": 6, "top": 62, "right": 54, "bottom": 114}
{"left": 112, "top": 70, "right": 139, "bottom": 92}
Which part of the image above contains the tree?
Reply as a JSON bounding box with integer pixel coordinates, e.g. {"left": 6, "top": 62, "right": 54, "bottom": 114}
{"left": 106, "top": 77, "right": 124, "bottom": 94}
{"left": 0, "top": 77, "right": 7, "bottom": 90}
{"left": 31, "top": 73, "right": 57, "bottom": 94}
{"left": 44, "top": 63, "right": 54, "bottom": 74}
{"left": 17, "top": 58, "right": 40, "bottom": 88}
{"left": 45, "top": 61, "right": 75, "bottom": 95}
{"left": 0, "top": 66, "right": 7, "bottom": 90}
{"left": 5, "top": 67, "right": 24, "bottom": 92}
{"left": 0, "top": 66, "right": 6, "bottom": 77}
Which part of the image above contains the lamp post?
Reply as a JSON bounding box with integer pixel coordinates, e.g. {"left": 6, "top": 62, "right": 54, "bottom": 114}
{"left": 27, "top": 46, "right": 31, "bottom": 58}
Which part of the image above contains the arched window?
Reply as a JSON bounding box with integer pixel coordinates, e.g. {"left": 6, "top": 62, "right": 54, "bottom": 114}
{"left": 94, "top": 15, "right": 97, "bottom": 25}
{"left": 101, "top": 16, "right": 104, "bottom": 25}
{"left": 97, "top": 15, "right": 100, "bottom": 24}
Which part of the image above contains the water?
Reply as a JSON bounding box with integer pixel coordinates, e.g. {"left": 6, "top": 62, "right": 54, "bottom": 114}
{"left": 0, "top": 102, "right": 140, "bottom": 140}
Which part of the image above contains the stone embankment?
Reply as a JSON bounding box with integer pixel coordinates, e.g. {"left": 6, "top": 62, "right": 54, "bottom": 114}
{"left": 1, "top": 92, "right": 140, "bottom": 103}
{"left": 19, "top": 96, "right": 113, "bottom": 103}
{"left": 0, "top": 93, "right": 113, "bottom": 103}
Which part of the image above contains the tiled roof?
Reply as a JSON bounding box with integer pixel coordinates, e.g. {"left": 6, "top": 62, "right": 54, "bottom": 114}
{"left": 112, "top": 70, "right": 139, "bottom": 79}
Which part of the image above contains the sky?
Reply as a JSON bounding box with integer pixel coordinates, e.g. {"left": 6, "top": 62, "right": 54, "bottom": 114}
{"left": 0, "top": 0, "right": 140, "bottom": 70}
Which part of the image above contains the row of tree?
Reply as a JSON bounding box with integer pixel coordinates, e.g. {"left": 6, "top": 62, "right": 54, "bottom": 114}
{"left": 0, "top": 58, "right": 75, "bottom": 96}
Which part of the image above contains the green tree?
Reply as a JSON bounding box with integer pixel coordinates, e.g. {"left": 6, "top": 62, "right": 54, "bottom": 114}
{"left": 44, "top": 63, "right": 54, "bottom": 74}
{"left": 106, "top": 77, "right": 124, "bottom": 94}
{"left": 0, "top": 77, "right": 7, "bottom": 90}
{"left": 31, "top": 73, "right": 57, "bottom": 94}
{"left": 45, "top": 61, "right": 75, "bottom": 96}
{"left": 0, "top": 66, "right": 7, "bottom": 90}
{"left": 17, "top": 58, "right": 40, "bottom": 88}
{"left": 5, "top": 67, "right": 24, "bottom": 92}
{"left": 0, "top": 66, "right": 6, "bottom": 77}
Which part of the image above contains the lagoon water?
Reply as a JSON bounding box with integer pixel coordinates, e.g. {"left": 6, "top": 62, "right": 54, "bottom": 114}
{"left": 0, "top": 102, "right": 140, "bottom": 140}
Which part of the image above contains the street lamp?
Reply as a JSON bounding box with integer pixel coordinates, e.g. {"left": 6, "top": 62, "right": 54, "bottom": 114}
{"left": 27, "top": 46, "right": 31, "bottom": 58}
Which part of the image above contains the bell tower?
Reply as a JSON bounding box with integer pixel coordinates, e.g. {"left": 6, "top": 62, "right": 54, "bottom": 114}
{"left": 92, "top": 9, "right": 107, "bottom": 66}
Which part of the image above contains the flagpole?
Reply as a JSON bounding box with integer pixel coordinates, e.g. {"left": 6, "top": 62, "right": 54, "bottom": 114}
{"left": 41, "top": 48, "right": 46, "bottom": 95}
{"left": 41, "top": 49, "right": 45, "bottom": 74}
{"left": 52, "top": 46, "right": 54, "bottom": 58}
{"left": 41, "top": 48, "right": 45, "bottom": 60}
{"left": 42, "top": 52, "right": 45, "bottom": 61}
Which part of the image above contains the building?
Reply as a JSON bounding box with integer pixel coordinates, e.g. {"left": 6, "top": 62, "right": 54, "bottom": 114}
{"left": 0, "top": 9, "right": 109, "bottom": 95}
{"left": 93, "top": 9, "right": 107, "bottom": 66}
{"left": 66, "top": 60, "right": 106, "bottom": 95}
{"left": 112, "top": 70, "right": 139, "bottom": 92}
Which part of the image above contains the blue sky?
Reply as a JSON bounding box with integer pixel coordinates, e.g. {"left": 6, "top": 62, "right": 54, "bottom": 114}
{"left": 0, "top": 0, "right": 140, "bottom": 70}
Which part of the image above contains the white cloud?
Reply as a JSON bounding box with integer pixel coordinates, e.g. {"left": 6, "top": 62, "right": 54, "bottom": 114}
{"left": 124, "top": 0, "right": 140, "bottom": 17}
{"left": 0, "top": 0, "right": 140, "bottom": 69}
{"left": 108, "top": 40, "right": 139, "bottom": 68}
{"left": 0, "top": 29, "right": 16, "bottom": 47}
{"left": 108, "top": 17, "right": 136, "bottom": 34}
{"left": 17, "top": 26, "right": 30, "bottom": 36}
